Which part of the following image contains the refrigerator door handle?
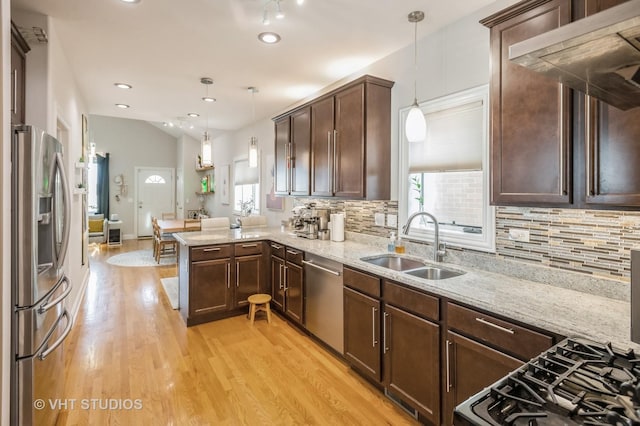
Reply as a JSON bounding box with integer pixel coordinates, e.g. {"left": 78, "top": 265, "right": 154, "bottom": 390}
{"left": 37, "top": 309, "right": 72, "bottom": 361}
{"left": 54, "top": 152, "right": 71, "bottom": 267}
{"left": 38, "top": 275, "right": 71, "bottom": 314}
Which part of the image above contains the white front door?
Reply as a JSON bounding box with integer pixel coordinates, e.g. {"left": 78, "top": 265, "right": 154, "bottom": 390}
{"left": 136, "top": 167, "right": 175, "bottom": 237}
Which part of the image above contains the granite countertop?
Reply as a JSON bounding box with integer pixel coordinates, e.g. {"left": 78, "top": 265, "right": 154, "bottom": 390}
{"left": 174, "top": 227, "right": 636, "bottom": 351}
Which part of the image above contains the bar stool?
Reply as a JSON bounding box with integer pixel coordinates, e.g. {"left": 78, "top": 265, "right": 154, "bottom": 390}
{"left": 247, "top": 294, "right": 272, "bottom": 325}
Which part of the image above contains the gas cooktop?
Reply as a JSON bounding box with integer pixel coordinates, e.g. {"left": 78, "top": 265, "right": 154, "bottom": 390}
{"left": 454, "top": 337, "right": 640, "bottom": 426}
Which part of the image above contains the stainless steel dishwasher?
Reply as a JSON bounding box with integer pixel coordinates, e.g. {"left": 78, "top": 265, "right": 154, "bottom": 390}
{"left": 303, "top": 253, "right": 344, "bottom": 354}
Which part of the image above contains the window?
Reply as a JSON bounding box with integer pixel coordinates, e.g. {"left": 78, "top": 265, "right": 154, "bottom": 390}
{"left": 399, "top": 85, "right": 495, "bottom": 252}
{"left": 233, "top": 159, "right": 260, "bottom": 215}
{"left": 144, "top": 175, "right": 166, "bottom": 184}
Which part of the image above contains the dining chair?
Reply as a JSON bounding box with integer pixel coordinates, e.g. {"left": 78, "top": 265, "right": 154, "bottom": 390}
{"left": 153, "top": 219, "right": 177, "bottom": 263}
{"left": 162, "top": 212, "right": 176, "bottom": 220}
{"left": 183, "top": 218, "right": 201, "bottom": 232}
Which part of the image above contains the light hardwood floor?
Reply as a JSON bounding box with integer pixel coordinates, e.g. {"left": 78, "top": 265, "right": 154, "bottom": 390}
{"left": 57, "top": 239, "right": 418, "bottom": 425}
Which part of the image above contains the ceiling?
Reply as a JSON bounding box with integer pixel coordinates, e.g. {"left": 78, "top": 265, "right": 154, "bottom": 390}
{"left": 12, "top": 0, "right": 498, "bottom": 140}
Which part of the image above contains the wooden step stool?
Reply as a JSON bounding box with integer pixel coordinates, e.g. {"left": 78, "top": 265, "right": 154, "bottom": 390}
{"left": 247, "top": 293, "right": 272, "bottom": 325}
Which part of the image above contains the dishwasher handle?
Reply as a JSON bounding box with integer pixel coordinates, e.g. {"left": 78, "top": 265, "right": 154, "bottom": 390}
{"left": 302, "top": 260, "right": 341, "bottom": 276}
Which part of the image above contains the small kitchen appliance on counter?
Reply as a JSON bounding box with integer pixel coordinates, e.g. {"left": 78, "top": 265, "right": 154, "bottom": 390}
{"left": 292, "top": 203, "right": 330, "bottom": 240}
{"left": 454, "top": 337, "right": 640, "bottom": 425}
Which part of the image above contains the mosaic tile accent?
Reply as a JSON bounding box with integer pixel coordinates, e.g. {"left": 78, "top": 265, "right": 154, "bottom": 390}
{"left": 496, "top": 207, "right": 640, "bottom": 281}
{"left": 293, "top": 199, "right": 639, "bottom": 283}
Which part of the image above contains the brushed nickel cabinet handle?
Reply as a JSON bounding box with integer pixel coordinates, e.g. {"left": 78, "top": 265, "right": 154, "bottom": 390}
{"left": 279, "top": 264, "right": 283, "bottom": 290}
{"left": 372, "top": 307, "right": 378, "bottom": 348}
{"left": 286, "top": 249, "right": 299, "bottom": 256}
{"left": 242, "top": 244, "right": 258, "bottom": 248}
{"left": 283, "top": 266, "right": 288, "bottom": 291}
{"left": 226, "top": 263, "right": 230, "bottom": 288}
{"left": 203, "top": 247, "right": 221, "bottom": 252}
{"left": 271, "top": 243, "right": 282, "bottom": 250}
{"left": 236, "top": 261, "right": 239, "bottom": 287}
{"left": 475, "top": 317, "right": 515, "bottom": 334}
{"left": 383, "top": 312, "right": 389, "bottom": 354}
{"left": 332, "top": 129, "right": 338, "bottom": 194}
{"left": 12, "top": 69, "right": 17, "bottom": 114}
{"left": 446, "top": 339, "right": 452, "bottom": 392}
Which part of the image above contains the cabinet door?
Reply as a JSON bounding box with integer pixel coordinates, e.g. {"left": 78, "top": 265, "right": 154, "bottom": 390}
{"left": 235, "top": 255, "right": 261, "bottom": 308}
{"left": 384, "top": 305, "right": 440, "bottom": 424}
{"left": 190, "top": 258, "right": 231, "bottom": 316}
{"left": 484, "top": 0, "right": 572, "bottom": 205}
{"left": 290, "top": 107, "right": 311, "bottom": 196}
{"left": 311, "top": 96, "right": 335, "bottom": 196}
{"left": 270, "top": 256, "right": 285, "bottom": 311}
{"left": 443, "top": 331, "right": 523, "bottom": 426}
{"left": 334, "top": 83, "right": 365, "bottom": 198}
{"left": 344, "top": 287, "right": 381, "bottom": 383}
{"left": 284, "top": 262, "right": 304, "bottom": 324}
{"left": 583, "top": 0, "right": 640, "bottom": 206}
{"left": 274, "top": 116, "right": 290, "bottom": 195}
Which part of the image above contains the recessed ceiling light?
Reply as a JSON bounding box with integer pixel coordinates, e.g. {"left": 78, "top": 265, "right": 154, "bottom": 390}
{"left": 258, "top": 32, "right": 281, "bottom": 44}
{"left": 187, "top": 112, "right": 200, "bottom": 117}
{"left": 202, "top": 97, "right": 216, "bottom": 103}
{"left": 120, "top": 0, "right": 141, "bottom": 3}
{"left": 115, "top": 103, "right": 130, "bottom": 109}
{"left": 114, "top": 82, "right": 132, "bottom": 89}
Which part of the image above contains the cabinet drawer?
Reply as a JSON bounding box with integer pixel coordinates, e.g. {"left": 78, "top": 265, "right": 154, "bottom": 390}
{"left": 383, "top": 281, "right": 439, "bottom": 321}
{"left": 285, "top": 247, "right": 303, "bottom": 266}
{"left": 269, "top": 241, "right": 285, "bottom": 258}
{"left": 235, "top": 241, "right": 263, "bottom": 256}
{"left": 344, "top": 267, "right": 380, "bottom": 298}
{"left": 191, "top": 245, "right": 232, "bottom": 261}
{"left": 447, "top": 303, "right": 553, "bottom": 361}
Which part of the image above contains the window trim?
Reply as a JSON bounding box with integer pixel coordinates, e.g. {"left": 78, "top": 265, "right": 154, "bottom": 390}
{"left": 398, "top": 84, "right": 495, "bottom": 253}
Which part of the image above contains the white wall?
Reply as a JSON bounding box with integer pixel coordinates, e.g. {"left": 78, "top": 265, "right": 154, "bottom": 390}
{"left": 90, "top": 115, "right": 178, "bottom": 237}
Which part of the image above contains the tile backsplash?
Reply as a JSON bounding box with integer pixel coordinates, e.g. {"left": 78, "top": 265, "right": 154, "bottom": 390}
{"left": 295, "top": 198, "right": 640, "bottom": 282}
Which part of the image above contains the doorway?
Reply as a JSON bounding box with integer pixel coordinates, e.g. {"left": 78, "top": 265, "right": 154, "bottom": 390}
{"left": 135, "top": 167, "right": 175, "bottom": 237}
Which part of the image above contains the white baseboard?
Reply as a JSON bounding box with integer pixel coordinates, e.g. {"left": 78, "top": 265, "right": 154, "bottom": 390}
{"left": 70, "top": 267, "right": 90, "bottom": 326}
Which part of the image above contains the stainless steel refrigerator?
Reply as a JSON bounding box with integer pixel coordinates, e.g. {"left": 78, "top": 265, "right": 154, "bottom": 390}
{"left": 11, "top": 125, "right": 73, "bottom": 425}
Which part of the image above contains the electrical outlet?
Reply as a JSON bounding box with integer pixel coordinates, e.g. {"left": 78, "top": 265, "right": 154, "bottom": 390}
{"left": 387, "top": 214, "right": 397, "bottom": 228}
{"left": 374, "top": 213, "right": 385, "bottom": 226}
{"left": 508, "top": 228, "right": 530, "bottom": 242}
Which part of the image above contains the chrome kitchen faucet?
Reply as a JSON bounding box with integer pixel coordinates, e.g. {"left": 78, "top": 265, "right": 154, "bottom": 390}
{"left": 402, "top": 211, "right": 446, "bottom": 262}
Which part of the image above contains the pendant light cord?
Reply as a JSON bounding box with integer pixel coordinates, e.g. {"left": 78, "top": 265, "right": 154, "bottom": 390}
{"left": 413, "top": 19, "right": 418, "bottom": 103}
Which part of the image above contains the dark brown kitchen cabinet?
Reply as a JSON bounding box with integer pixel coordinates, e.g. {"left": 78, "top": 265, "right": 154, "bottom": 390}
{"left": 11, "top": 21, "right": 30, "bottom": 125}
{"left": 383, "top": 304, "right": 440, "bottom": 424}
{"left": 481, "top": 0, "right": 572, "bottom": 205}
{"left": 580, "top": 0, "right": 640, "bottom": 206}
{"left": 269, "top": 243, "right": 304, "bottom": 324}
{"left": 190, "top": 258, "right": 232, "bottom": 317}
{"left": 307, "top": 75, "right": 393, "bottom": 200}
{"left": 442, "top": 331, "right": 523, "bottom": 426}
{"left": 284, "top": 248, "right": 304, "bottom": 324}
{"left": 343, "top": 286, "right": 382, "bottom": 383}
{"left": 273, "top": 107, "right": 311, "bottom": 196}
{"left": 234, "top": 254, "right": 262, "bottom": 308}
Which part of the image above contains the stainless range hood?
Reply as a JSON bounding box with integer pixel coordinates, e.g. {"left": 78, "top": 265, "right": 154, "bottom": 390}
{"left": 509, "top": 0, "right": 640, "bottom": 110}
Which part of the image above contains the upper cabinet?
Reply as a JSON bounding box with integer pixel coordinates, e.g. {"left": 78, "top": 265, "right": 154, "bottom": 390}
{"left": 274, "top": 106, "right": 311, "bottom": 196}
{"left": 11, "top": 22, "right": 30, "bottom": 125}
{"left": 481, "top": 0, "right": 572, "bottom": 206}
{"left": 482, "top": 0, "right": 640, "bottom": 208}
{"left": 274, "top": 75, "right": 394, "bottom": 200}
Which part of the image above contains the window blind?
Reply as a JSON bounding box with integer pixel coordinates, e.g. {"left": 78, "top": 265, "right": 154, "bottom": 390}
{"left": 234, "top": 159, "right": 259, "bottom": 185}
{"left": 408, "top": 100, "right": 483, "bottom": 173}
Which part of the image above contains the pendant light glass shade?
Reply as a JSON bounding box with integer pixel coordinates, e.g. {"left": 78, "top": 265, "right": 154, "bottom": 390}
{"left": 201, "top": 131, "right": 212, "bottom": 166}
{"left": 405, "top": 100, "right": 426, "bottom": 142}
{"left": 248, "top": 137, "right": 258, "bottom": 168}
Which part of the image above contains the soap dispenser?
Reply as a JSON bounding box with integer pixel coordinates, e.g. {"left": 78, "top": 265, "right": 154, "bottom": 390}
{"left": 388, "top": 232, "right": 396, "bottom": 253}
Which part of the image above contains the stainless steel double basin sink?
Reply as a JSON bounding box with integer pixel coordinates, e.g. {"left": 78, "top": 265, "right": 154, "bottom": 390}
{"left": 360, "top": 254, "right": 464, "bottom": 280}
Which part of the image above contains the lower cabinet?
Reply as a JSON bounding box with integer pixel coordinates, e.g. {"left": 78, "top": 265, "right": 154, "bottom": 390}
{"left": 269, "top": 243, "right": 304, "bottom": 325}
{"left": 179, "top": 242, "right": 265, "bottom": 326}
{"left": 442, "top": 331, "right": 522, "bottom": 425}
{"left": 190, "top": 258, "right": 232, "bottom": 316}
{"left": 343, "top": 286, "right": 382, "bottom": 382}
{"left": 342, "top": 267, "right": 556, "bottom": 426}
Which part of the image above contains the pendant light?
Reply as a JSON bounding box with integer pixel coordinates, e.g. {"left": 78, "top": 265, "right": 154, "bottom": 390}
{"left": 201, "top": 77, "right": 214, "bottom": 167}
{"left": 248, "top": 87, "right": 259, "bottom": 168}
{"left": 405, "top": 11, "right": 426, "bottom": 143}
